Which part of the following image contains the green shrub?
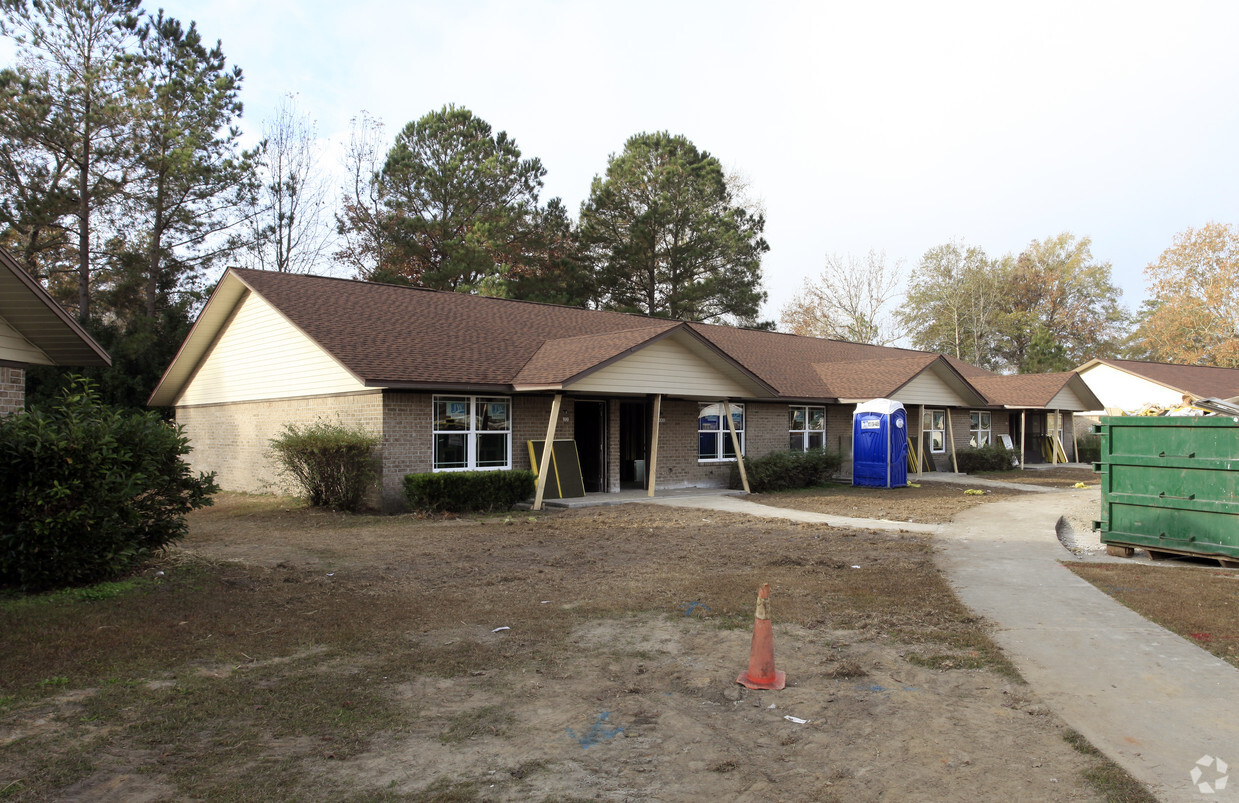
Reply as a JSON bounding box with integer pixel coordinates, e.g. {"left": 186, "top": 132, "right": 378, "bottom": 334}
{"left": 269, "top": 421, "right": 380, "bottom": 511}
{"left": 956, "top": 444, "right": 1017, "bottom": 473}
{"left": 1076, "top": 433, "right": 1101, "bottom": 463}
{"left": 0, "top": 379, "right": 218, "bottom": 592}
{"left": 731, "top": 449, "right": 843, "bottom": 493}
{"left": 404, "top": 470, "right": 535, "bottom": 513}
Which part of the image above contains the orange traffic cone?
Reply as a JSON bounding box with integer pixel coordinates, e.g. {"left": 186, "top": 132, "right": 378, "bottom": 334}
{"left": 736, "top": 583, "right": 786, "bottom": 690}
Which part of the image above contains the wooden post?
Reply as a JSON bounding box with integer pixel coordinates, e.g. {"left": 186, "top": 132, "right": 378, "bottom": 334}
{"left": 724, "top": 399, "right": 750, "bottom": 493}
{"left": 1019, "top": 410, "right": 1026, "bottom": 471}
{"left": 532, "top": 393, "right": 562, "bottom": 511}
{"left": 1051, "top": 410, "right": 1059, "bottom": 465}
{"left": 918, "top": 404, "right": 925, "bottom": 476}
{"left": 946, "top": 410, "right": 959, "bottom": 473}
{"left": 1070, "top": 412, "right": 1079, "bottom": 463}
{"left": 647, "top": 394, "right": 662, "bottom": 497}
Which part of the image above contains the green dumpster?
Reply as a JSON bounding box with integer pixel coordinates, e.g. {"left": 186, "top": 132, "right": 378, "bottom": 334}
{"left": 1092, "top": 415, "right": 1239, "bottom": 562}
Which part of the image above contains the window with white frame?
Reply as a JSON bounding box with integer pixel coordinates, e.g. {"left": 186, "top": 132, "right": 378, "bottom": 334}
{"left": 923, "top": 409, "right": 946, "bottom": 453}
{"left": 698, "top": 402, "right": 744, "bottom": 461}
{"left": 970, "top": 411, "right": 991, "bottom": 447}
{"left": 433, "top": 396, "right": 511, "bottom": 470}
{"left": 789, "top": 405, "right": 826, "bottom": 451}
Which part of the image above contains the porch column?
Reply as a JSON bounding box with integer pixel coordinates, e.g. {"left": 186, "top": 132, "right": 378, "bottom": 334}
{"left": 1020, "top": 410, "right": 1026, "bottom": 471}
{"left": 1070, "top": 412, "right": 1079, "bottom": 463}
{"left": 532, "top": 393, "right": 563, "bottom": 511}
{"left": 647, "top": 394, "right": 662, "bottom": 498}
{"left": 724, "top": 399, "right": 750, "bottom": 493}
{"left": 1051, "top": 409, "right": 1059, "bottom": 465}
{"left": 946, "top": 409, "right": 959, "bottom": 473}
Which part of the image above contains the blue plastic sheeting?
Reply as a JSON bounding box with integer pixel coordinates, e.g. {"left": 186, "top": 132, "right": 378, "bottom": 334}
{"left": 852, "top": 399, "right": 908, "bottom": 488}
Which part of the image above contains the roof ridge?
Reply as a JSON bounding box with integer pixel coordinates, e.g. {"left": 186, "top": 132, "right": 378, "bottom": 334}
{"left": 231, "top": 267, "right": 691, "bottom": 326}
{"left": 686, "top": 319, "right": 935, "bottom": 354}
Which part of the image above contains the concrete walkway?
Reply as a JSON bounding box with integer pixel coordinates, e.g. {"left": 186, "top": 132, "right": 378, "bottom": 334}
{"left": 638, "top": 487, "right": 1239, "bottom": 802}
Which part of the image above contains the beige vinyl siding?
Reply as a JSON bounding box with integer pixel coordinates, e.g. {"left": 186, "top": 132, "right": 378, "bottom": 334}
{"left": 569, "top": 335, "right": 756, "bottom": 398}
{"left": 892, "top": 370, "right": 970, "bottom": 406}
{"left": 1079, "top": 364, "right": 1181, "bottom": 412}
{"left": 1047, "top": 385, "right": 1087, "bottom": 411}
{"left": 0, "top": 317, "right": 52, "bottom": 365}
{"left": 177, "top": 292, "right": 365, "bottom": 406}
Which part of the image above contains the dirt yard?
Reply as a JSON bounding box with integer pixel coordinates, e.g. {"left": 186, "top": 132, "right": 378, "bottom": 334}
{"left": 974, "top": 467, "right": 1102, "bottom": 489}
{"left": 0, "top": 492, "right": 1147, "bottom": 801}
{"left": 748, "top": 481, "right": 1026, "bottom": 523}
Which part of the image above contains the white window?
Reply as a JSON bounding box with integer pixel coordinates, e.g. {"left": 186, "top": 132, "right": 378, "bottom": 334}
{"left": 923, "top": 409, "right": 946, "bottom": 453}
{"left": 970, "top": 411, "right": 992, "bottom": 448}
{"left": 433, "top": 396, "right": 511, "bottom": 471}
{"left": 698, "top": 402, "right": 744, "bottom": 461}
{"left": 789, "top": 405, "right": 826, "bottom": 451}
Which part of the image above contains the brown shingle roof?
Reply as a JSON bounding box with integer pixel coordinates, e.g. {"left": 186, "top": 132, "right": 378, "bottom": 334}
{"left": 234, "top": 269, "right": 682, "bottom": 388}
{"left": 969, "top": 372, "right": 1075, "bottom": 407}
{"left": 186, "top": 269, "right": 1091, "bottom": 410}
{"left": 1085, "top": 358, "right": 1239, "bottom": 400}
{"left": 686, "top": 323, "right": 941, "bottom": 399}
{"left": 810, "top": 354, "right": 940, "bottom": 399}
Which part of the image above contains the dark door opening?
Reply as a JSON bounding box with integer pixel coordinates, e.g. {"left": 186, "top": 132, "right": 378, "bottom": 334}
{"left": 619, "top": 401, "right": 648, "bottom": 489}
{"left": 1012, "top": 412, "right": 1046, "bottom": 464}
{"left": 574, "top": 400, "right": 606, "bottom": 493}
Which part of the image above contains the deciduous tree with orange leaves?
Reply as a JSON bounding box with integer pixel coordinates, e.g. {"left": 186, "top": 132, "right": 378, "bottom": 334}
{"left": 1136, "top": 222, "right": 1239, "bottom": 368}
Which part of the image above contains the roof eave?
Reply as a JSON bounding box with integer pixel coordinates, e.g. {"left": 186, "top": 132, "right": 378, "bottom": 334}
{"left": 0, "top": 247, "right": 111, "bottom": 367}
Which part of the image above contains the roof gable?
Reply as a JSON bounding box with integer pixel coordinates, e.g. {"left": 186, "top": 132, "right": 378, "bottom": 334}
{"left": 972, "top": 372, "right": 1102, "bottom": 411}
{"left": 0, "top": 247, "right": 110, "bottom": 367}
{"left": 1078, "top": 358, "right": 1239, "bottom": 400}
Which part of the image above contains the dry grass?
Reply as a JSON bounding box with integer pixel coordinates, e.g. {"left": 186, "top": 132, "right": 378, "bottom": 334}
{"left": 0, "top": 492, "right": 1126, "bottom": 800}
{"left": 748, "top": 480, "right": 1026, "bottom": 523}
{"left": 1066, "top": 562, "right": 1239, "bottom": 669}
{"left": 975, "top": 466, "right": 1101, "bottom": 488}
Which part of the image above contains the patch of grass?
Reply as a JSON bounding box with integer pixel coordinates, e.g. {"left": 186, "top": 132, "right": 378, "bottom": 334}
{"left": 1081, "top": 765, "right": 1158, "bottom": 803}
{"left": 0, "top": 732, "right": 97, "bottom": 800}
{"left": 439, "top": 705, "right": 515, "bottom": 744}
{"left": 406, "top": 778, "right": 481, "bottom": 802}
{"left": 827, "top": 659, "right": 867, "bottom": 679}
{"left": 1063, "top": 728, "right": 1101, "bottom": 756}
{"left": 906, "top": 653, "right": 989, "bottom": 671}
{"left": 0, "top": 577, "right": 148, "bottom": 610}
{"left": 1067, "top": 563, "right": 1239, "bottom": 669}
{"left": 1062, "top": 728, "right": 1158, "bottom": 802}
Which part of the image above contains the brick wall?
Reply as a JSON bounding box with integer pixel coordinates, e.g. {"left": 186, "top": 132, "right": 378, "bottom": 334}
{"left": 176, "top": 390, "right": 385, "bottom": 501}
{"left": 0, "top": 365, "right": 24, "bottom": 416}
{"left": 379, "top": 391, "right": 569, "bottom": 510}
{"left": 180, "top": 388, "right": 1067, "bottom": 511}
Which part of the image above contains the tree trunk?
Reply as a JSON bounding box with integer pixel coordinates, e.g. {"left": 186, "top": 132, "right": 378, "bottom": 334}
{"left": 146, "top": 171, "right": 166, "bottom": 319}
{"left": 78, "top": 127, "right": 91, "bottom": 324}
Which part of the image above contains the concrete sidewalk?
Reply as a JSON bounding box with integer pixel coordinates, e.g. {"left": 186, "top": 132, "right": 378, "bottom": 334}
{"left": 939, "top": 491, "right": 1239, "bottom": 802}
{"left": 643, "top": 488, "right": 1239, "bottom": 801}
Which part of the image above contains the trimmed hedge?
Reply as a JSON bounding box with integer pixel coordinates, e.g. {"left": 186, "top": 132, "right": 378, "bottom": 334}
{"left": 956, "top": 444, "right": 1018, "bottom": 473}
{"left": 269, "top": 420, "right": 379, "bottom": 511}
{"left": 731, "top": 449, "right": 843, "bottom": 493}
{"left": 0, "top": 379, "right": 218, "bottom": 591}
{"left": 404, "top": 470, "right": 535, "bottom": 513}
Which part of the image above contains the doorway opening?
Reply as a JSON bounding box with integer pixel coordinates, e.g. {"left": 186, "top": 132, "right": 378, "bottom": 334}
{"left": 619, "top": 400, "right": 648, "bottom": 489}
{"left": 574, "top": 400, "right": 607, "bottom": 493}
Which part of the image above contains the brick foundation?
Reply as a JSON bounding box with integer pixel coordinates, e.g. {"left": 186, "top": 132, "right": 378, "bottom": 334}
{"left": 0, "top": 365, "right": 24, "bottom": 416}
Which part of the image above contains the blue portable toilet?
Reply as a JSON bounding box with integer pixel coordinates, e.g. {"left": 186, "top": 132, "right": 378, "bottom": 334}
{"left": 852, "top": 399, "right": 908, "bottom": 488}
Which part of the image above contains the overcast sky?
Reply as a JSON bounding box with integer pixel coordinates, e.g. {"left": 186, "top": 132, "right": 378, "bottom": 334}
{"left": 48, "top": 1, "right": 1239, "bottom": 321}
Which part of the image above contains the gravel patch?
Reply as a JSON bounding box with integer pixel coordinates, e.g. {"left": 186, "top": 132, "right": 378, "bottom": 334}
{"left": 1055, "top": 488, "right": 1107, "bottom": 556}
